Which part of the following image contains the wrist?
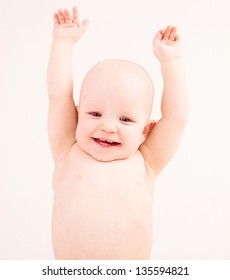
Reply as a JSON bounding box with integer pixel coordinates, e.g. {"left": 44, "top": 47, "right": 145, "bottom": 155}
{"left": 52, "top": 38, "right": 75, "bottom": 47}
{"left": 160, "top": 57, "right": 184, "bottom": 68}
{"left": 156, "top": 47, "right": 183, "bottom": 64}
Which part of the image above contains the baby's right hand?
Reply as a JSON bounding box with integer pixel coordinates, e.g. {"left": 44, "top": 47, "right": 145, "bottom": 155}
{"left": 53, "top": 6, "right": 89, "bottom": 44}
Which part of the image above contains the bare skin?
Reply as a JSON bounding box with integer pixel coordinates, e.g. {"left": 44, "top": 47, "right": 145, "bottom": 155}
{"left": 52, "top": 146, "right": 155, "bottom": 259}
{"left": 47, "top": 7, "right": 189, "bottom": 259}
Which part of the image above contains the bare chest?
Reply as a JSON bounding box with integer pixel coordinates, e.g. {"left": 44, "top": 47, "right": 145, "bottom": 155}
{"left": 53, "top": 148, "right": 155, "bottom": 204}
{"left": 51, "top": 147, "right": 156, "bottom": 259}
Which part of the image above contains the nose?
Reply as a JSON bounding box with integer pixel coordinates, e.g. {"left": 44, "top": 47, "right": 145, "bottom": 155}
{"left": 100, "top": 120, "right": 118, "bottom": 133}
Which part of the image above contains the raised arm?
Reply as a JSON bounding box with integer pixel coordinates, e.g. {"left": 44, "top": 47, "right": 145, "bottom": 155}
{"left": 47, "top": 7, "right": 89, "bottom": 161}
{"left": 140, "top": 26, "right": 189, "bottom": 175}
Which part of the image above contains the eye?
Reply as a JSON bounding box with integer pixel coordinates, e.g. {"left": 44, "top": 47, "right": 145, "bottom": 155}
{"left": 120, "top": 116, "right": 132, "bottom": 123}
{"left": 88, "top": 112, "right": 101, "bottom": 117}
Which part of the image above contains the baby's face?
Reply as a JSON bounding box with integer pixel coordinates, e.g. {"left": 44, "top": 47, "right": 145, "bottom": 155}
{"left": 76, "top": 60, "right": 153, "bottom": 162}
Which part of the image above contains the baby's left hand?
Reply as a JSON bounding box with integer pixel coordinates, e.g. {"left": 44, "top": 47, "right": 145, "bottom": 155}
{"left": 153, "top": 25, "right": 182, "bottom": 62}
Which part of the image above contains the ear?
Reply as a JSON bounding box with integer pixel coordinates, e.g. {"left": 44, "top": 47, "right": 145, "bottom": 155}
{"left": 140, "top": 120, "right": 156, "bottom": 144}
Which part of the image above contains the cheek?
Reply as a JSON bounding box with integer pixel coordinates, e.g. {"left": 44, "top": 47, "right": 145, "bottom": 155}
{"left": 76, "top": 119, "right": 96, "bottom": 145}
{"left": 124, "top": 127, "right": 144, "bottom": 145}
{"left": 75, "top": 121, "right": 86, "bottom": 142}
{"left": 137, "top": 127, "right": 147, "bottom": 146}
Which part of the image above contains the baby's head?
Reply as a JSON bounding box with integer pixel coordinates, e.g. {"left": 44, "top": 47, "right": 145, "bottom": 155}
{"left": 76, "top": 59, "right": 154, "bottom": 162}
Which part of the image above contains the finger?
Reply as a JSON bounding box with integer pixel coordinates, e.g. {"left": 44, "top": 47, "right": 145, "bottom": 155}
{"left": 169, "top": 26, "right": 177, "bottom": 41}
{"left": 162, "top": 25, "right": 172, "bottom": 40}
{"left": 154, "top": 31, "right": 163, "bottom": 41}
{"left": 175, "top": 34, "right": 180, "bottom": 42}
{"left": 159, "top": 29, "right": 165, "bottom": 37}
{"left": 54, "top": 13, "right": 60, "bottom": 25}
{"left": 64, "top": 9, "right": 72, "bottom": 24}
{"left": 57, "top": 9, "right": 65, "bottom": 24}
{"left": 81, "top": 18, "right": 89, "bottom": 29}
{"left": 78, "top": 19, "right": 89, "bottom": 34}
{"left": 73, "top": 6, "right": 80, "bottom": 25}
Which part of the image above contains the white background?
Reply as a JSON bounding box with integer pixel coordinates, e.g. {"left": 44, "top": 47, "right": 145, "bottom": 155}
{"left": 0, "top": 0, "right": 229, "bottom": 259}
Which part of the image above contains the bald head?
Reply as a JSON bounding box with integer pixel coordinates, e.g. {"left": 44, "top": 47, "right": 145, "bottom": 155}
{"left": 79, "top": 59, "right": 154, "bottom": 120}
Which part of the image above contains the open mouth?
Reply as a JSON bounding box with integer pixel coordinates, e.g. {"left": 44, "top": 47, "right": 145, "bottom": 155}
{"left": 92, "top": 137, "right": 121, "bottom": 147}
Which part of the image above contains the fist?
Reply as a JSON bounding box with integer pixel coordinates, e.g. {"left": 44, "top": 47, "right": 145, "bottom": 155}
{"left": 153, "top": 25, "right": 182, "bottom": 62}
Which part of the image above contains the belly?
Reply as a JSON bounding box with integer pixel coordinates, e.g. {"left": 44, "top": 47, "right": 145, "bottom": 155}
{"left": 52, "top": 179, "right": 153, "bottom": 260}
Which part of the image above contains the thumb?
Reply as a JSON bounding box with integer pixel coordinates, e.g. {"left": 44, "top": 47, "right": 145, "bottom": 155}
{"left": 79, "top": 19, "right": 89, "bottom": 34}
{"left": 82, "top": 18, "right": 89, "bottom": 29}
{"left": 153, "top": 31, "right": 162, "bottom": 42}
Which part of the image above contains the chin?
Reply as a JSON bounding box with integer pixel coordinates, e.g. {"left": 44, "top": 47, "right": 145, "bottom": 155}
{"left": 91, "top": 148, "right": 140, "bottom": 162}
{"left": 90, "top": 153, "right": 127, "bottom": 162}
{"left": 86, "top": 149, "right": 133, "bottom": 162}
{"left": 77, "top": 141, "right": 136, "bottom": 162}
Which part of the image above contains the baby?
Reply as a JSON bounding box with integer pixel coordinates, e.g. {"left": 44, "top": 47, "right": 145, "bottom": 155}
{"left": 47, "top": 7, "right": 189, "bottom": 260}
